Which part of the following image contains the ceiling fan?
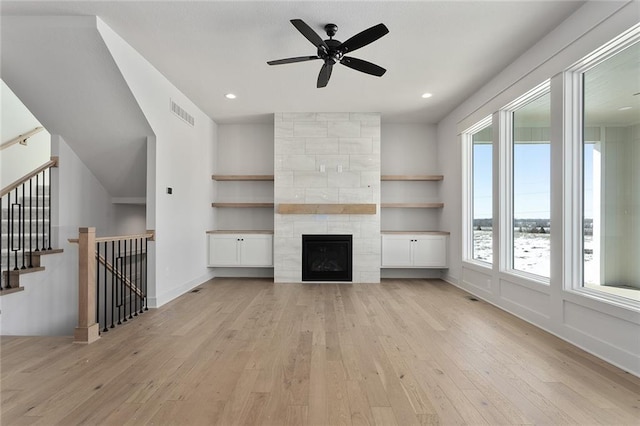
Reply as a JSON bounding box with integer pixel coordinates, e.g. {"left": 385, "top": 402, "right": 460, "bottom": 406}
{"left": 267, "top": 19, "right": 389, "bottom": 88}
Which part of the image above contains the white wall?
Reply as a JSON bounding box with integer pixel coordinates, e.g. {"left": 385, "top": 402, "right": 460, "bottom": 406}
{"left": 1, "top": 80, "right": 51, "bottom": 187}
{"left": 381, "top": 123, "right": 440, "bottom": 232}
{"left": 112, "top": 204, "right": 147, "bottom": 236}
{"left": 215, "top": 123, "right": 274, "bottom": 233}
{"left": 0, "top": 135, "right": 115, "bottom": 335}
{"left": 97, "top": 19, "right": 216, "bottom": 307}
{"left": 437, "top": 1, "right": 640, "bottom": 375}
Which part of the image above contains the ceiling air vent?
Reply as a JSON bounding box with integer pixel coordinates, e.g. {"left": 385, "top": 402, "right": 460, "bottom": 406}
{"left": 170, "top": 99, "right": 195, "bottom": 127}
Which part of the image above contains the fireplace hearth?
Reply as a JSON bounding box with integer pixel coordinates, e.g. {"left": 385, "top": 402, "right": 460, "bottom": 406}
{"left": 302, "top": 235, "right": 352, "bottom": 282}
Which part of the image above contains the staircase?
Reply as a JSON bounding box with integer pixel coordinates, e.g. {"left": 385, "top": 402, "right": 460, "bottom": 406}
{"left": 1, "top": 160, "right": 62, "bottom": 294}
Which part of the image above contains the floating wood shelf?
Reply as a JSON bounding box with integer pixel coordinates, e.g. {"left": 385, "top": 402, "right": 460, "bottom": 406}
{"left": 211, "top": 202, "right": 274, "bottom": 208}
{"left": 212, "top": 175, "right": 274, "bottom": 181}
{"left": 381, "top": 175, "right": 443, "bottom": 181}
{"left": 381, "top": 203, "right": 444, "bottom": 208}
{"left": 206, "top": 230, "right": 274, "bottom": 234}
{"left": 277, "top": 203, "right": 376, "bottom": 215}
{"left": 381, "top": 230, "right": 450, "bottom": 235}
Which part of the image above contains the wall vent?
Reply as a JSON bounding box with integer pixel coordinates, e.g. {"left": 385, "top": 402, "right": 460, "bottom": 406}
{"left": 170, "top": 99, "right": 195, "bottom": 126}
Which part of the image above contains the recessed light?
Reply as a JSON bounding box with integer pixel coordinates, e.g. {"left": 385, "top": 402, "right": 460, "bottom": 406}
{"left": 618, "top": 106, "right": 632, "bottom": 111}
{"left": 421, "top": 93, "right": 433, "bottom": 99}
{"left": 225, "top": 93, "right": 237, "bottom": 100}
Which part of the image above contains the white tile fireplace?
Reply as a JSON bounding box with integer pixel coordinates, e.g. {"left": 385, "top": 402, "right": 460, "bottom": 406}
{"left": 274, "top": 112, "right": 381, "bottom": 283}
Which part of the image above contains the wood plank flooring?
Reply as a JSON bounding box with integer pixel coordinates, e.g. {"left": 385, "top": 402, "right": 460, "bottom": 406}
{"left": 2, "top": 278, "right": 639, "bottom": 425}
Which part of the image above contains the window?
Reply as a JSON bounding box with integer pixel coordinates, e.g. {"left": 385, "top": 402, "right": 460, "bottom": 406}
{"left": 581, "top": 40, "right": 639, "bottom": 302}
{"left": 567, "top": 24, "right": 640, "bottom": 305}
{"left": 466, "top": 119, "right": 494, "bottom": 264}
{"left": 508, "top": 86, "right": 551, "bottom": 279}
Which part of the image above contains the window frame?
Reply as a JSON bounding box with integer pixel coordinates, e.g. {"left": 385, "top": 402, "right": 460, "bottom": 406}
{"left": 499, "top": 80, "right": 551, "bottom": 285}
{"left": 462, "top": 115, "right": 493, "bottom": 267}
{"left": 563, "top": 23, "right": 640, "bottom": 310}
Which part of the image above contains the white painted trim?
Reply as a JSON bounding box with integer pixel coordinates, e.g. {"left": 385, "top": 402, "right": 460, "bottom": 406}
{"left": 148, "top": 270, "right": 215, "bottom": 308}
{"left": 563, "top": 23, "right": 640, "bottom": 309}
{"left": 449, "top": 271, "right": 640, "bottom": 378}
{"left": 461, "top": 116, "right": 493, "bottom": 265}
{"left": 499, "top": 81, "right": 551, "bottom": 283}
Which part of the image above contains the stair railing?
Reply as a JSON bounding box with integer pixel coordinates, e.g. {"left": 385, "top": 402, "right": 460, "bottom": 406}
{"left": 0, "top": 127, "right": 44, "bottom": 151}
{"left": 1, "top": 157, "right": 58, "bottom": 292}
{"left": 69, "top": 227, "right": 154, "bottom": 343}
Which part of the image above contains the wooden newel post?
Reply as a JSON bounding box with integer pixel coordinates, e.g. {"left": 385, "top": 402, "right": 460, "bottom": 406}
{"left": 74, "top": 227, "right": 100, "bottom": 344}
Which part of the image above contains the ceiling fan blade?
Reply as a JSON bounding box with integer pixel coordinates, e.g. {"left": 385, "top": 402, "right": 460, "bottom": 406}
{"left": 339, "top": 23, "right": 389, "bottom": 54}
{"left": 267, "top": 56, "right": 320, "bottom": 66}
{"left": 317, "top": 62, "right": 334, "bottom": 88}
{"left": 291, "top": 19, "right": 329, "bottom": 51}
{"left": 340, "top": 56, "right": 386, "bottom": 77}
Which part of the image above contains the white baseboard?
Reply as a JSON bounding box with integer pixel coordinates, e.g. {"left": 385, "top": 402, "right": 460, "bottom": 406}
{"left": 148, "top": 270, "right": 216, "bottom": 308}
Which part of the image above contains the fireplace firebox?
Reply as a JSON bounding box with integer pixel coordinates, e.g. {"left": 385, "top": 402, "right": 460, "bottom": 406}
{"left": 302, "top": 234, "right": 352, "bottom": 282}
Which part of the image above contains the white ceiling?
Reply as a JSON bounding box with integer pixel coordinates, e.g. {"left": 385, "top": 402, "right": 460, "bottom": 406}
{"left": 1, "top": 0, "right": 586, "bottom": 124}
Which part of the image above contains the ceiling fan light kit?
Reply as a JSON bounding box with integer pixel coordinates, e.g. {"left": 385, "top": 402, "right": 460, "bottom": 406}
{"left": 268, "top": 19, "right": 389, "bottom": 88}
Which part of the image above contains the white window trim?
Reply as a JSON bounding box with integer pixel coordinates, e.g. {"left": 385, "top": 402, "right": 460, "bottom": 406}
{"left": 462, "top": 115, "right": 492, "bottom": 267}
{"left": 499, "top": 80, "right": 551, "bottom": 284}
{"left": 563, "top": 23, "right": 640, "bottom": 311}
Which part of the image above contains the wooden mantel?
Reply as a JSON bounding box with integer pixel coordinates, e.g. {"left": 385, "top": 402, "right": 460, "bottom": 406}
{"left": 277, "top": 203, "right": 377, "bottom": 215}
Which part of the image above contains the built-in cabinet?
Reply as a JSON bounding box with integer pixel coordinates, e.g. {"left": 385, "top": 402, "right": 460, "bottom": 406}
{"left": 380, "top": 174, "right": 449, "bottom": 269}
{"left": 209, "top": 123, "right": 449, "bottom": 272}
{"left": 381, "top": 232, "right": 448, "bottom": 268}
{"left": 207, "top": 231, "right": 273, "bottom": 267}
{"left": 208, "top": 174, "right": 274, "bottom": 267}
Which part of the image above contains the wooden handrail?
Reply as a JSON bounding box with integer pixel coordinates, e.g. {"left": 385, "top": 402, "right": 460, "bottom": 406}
{"left": 0, "top": 127, "right": 44, "bottom": 151}
{"left": 68, "top": 230, "right": 155, "bottom": 244}
{"left": 96, "top": 252, "right": 143, "bottom": 297}
{"left": 0, "top": 157, "right": 58, "bottom": 197}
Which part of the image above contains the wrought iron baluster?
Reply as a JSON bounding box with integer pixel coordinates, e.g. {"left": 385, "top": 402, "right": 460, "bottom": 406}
{"left": 96, "top": 241, "right": 101, "bottom": 333}
{"left": 138, "top": 238, "right": 143, "bottom": 314}
{"left": 144, "top": 236, "right": 148, "bottom": 310}
{"left": 102, "top": 241, "right": 108, "bottom": 332}
{"left": 110, "top": 241, "right": 115, "bottom": 328}
{"left": 128, "top": 238, "right": 133, "bottom": 320}
{"left": 11, "top": 189, "right": 19, "bottom": 271}
{"left": 21, "top": 184, "right": 26, "bottom": 269}
{"left": 28, "top": 179, "right": 33, "bottom": 268}
{"left": 123, "top": 239, "right": 128, "bottom": 323}
{"left": 134, "top": 238, "right": 139, "bottom": 316}
{"left": 117, "top": 240, "right": 122, "bottom": 325}
{"left": 34, "top": 174, "right": 39, "bottom": 252}
{"left": 41, "top": 170, "right": 46, "bottom": 251}
{"left": 47, "top": 167, "right": 52, "bottom": 250}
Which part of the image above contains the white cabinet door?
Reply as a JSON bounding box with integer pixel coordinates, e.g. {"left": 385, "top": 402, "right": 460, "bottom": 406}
{"left": 208, "top": 234, "right": 273, "bottom": 267}
{"left": 381, "top": 235, "right": 413, "bottom": 267}
{"left": 413, "top": 235, "right": 448, "bottom": 268}
{"left": 381, "top": 234, "right": 448, "bottom": 268}
{"left": 240, "top": 235, "right": 273, "bottom": 267}
{"left": 209, "top": 235, "right": 241, "bottom": 266}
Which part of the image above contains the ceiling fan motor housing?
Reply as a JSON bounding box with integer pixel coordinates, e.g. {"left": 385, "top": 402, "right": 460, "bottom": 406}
{"left": 318, "top": 38, "right": 343, "bottom": 64}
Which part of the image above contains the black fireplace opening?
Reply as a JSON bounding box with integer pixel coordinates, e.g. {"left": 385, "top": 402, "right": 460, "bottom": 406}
{"left": 302, "top": 234, "right": 352, "bottom": 282}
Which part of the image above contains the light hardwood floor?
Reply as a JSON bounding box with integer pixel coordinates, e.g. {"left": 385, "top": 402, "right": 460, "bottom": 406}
{"left": 2, "top": 278, "right": 639, "bottom": 425}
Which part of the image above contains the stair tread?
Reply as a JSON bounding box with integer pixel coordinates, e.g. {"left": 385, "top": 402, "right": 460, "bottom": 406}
{"left": 3, "top": 266, "right": 45, "bottom": 275}
{"left": 0, "top": 286, "right": 25, "bottom": 296}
